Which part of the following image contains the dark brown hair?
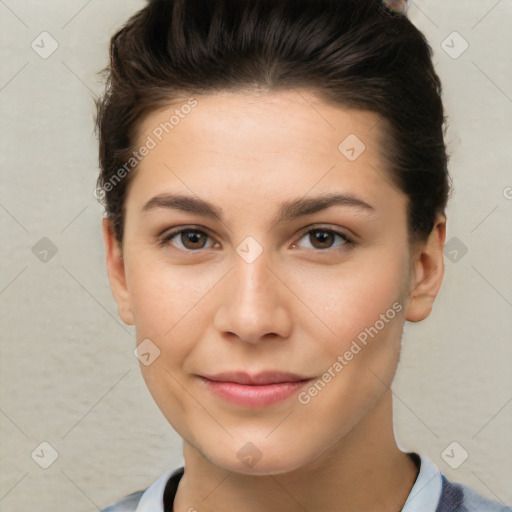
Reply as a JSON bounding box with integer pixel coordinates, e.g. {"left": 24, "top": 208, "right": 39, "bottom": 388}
{"left": 95, "top": 0, "right": 450, "bottom": 243}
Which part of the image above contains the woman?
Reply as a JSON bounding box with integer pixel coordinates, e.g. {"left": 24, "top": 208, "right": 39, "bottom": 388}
{"left": 95, "top": 0, "right": 508, "bottom": 510}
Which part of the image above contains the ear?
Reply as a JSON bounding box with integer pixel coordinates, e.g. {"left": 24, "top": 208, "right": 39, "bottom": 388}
{"left": 102, "top": 218, "right": 134, "bottom": 325}
{"left": 405, "top": 214, "right": 447, "bottom": 322}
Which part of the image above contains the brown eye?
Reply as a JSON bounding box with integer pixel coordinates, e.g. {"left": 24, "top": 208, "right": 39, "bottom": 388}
{"left": 180, "top": 229, "right": 208, "bottom": 250}
{"left": 294, "top": 228, "right": 351, "bottom": 250}
{"left": 309, "top": 230, "right": 335, "bottom": 249}
{"left": 160, "top": 228, "right": 216, "bottom": 251}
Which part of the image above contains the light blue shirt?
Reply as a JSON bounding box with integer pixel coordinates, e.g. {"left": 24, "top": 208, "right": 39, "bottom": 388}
{"left": 99, "top": 454, "right": 510, "bottom": 512}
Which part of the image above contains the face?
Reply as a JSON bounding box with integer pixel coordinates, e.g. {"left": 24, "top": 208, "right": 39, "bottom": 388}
{"left": 104, "top": 90, "right": 445, "bottom": 475}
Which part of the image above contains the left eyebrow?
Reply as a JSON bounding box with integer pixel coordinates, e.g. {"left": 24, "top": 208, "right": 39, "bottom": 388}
{"left": 141, "top": 192, "right": 375, "bottom": 223}
{"left": 276, "top": 193, "right": 375, "bottom": 223}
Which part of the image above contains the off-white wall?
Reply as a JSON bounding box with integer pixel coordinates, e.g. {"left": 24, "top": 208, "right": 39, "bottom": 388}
{"left": 0, "top": 1, "right": 510, "bottom": 511}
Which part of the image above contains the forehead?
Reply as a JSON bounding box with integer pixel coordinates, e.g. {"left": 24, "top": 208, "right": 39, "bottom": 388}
{"left": 129, "top": 89, "right": 403, "bottom": 219}
{"left": 137, "top": 89, "right": 384, "bottom": 164}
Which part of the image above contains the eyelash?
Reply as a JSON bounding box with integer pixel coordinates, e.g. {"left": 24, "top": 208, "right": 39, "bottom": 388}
{"left": 158, "top": 225, "right": 353, "bottom": 252}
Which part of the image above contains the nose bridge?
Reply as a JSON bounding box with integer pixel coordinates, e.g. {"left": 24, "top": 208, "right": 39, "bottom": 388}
{"left": 213, "top": 248, "right": 292, "bottom": 343}
{"left": 235, "top": 252, "right": 274, "bottom": 307}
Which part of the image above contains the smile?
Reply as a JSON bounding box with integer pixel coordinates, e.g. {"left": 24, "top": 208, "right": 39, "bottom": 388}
{"left": 199, "top": 373, "right": 313, "bottom": 408}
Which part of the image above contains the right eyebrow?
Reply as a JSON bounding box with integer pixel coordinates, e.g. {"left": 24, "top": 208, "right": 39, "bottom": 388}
{"left": 142, "top": 193, "right": 222, "bottom": 220}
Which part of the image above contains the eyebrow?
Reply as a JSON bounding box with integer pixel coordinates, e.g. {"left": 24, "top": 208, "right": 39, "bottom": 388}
{"left": 141, "top": 192, "right": 375, "bottom": 223}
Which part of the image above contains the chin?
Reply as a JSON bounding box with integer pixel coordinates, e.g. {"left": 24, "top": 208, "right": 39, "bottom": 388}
{"left": 202, "top": 440, "right": 315, "bottom": 476}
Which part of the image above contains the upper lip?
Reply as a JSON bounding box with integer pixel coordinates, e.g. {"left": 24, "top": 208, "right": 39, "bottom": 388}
{"left": 200, "top": 371, "right": 311, "bottom": 385}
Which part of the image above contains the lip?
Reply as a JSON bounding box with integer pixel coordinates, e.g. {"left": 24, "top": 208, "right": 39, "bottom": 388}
{"left": 201, "top": 371, "right": 310, "bottom": 385}
{"left": 199, "top": 371, "right": 313, "bottom": 407}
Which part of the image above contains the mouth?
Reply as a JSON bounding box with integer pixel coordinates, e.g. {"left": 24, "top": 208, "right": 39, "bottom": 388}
{"left": 198, "top": 371, "right": 313, "bottom": 408}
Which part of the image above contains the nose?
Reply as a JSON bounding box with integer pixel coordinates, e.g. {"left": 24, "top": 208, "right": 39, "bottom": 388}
{"left": 213, "top": 251, "right": 293, "bottom": 344}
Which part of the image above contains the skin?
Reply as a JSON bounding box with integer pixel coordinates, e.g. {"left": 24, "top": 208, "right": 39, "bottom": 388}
{"left": 103, "top": 90, "right": 446, "bottom": 512}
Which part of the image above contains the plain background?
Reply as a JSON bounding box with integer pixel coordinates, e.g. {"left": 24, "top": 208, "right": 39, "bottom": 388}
{"left": 0, "top": 1, "right": 511, "bottom": 511}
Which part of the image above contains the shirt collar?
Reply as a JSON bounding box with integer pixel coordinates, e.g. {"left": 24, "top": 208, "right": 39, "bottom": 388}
{"left": 135, "top": 469, "right": 175, "bottom": 512}
{"left": 135, "top": 454, "right": 442, "bottom": 512}
{"left": 401, "top": 455, "right": 443, "bottom": 512}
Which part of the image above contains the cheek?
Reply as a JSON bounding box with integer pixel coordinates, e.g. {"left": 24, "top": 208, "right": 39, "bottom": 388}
{"left": 292, "top": 254, "right": 407, "bottom": 422}
{"left": 123, "top": 229, "right": 410, "bottom": 353}
{"left": 291, "top": 248, "right": 409, "bottom": 351}
{"left": 124, "top": 248, "right": 224, "bottom": 343}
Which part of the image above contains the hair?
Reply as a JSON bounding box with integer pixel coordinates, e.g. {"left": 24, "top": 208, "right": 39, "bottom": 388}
{"left": 95, "top": 0, "right": 451, "bottom": 244}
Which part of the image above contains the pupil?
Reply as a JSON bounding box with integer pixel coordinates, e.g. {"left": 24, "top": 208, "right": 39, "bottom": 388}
{"left": 312, "top": 230, "right": 333, "bottom": 248}
{"left": 183, "top": 230, "right": 205, "bottom": 248}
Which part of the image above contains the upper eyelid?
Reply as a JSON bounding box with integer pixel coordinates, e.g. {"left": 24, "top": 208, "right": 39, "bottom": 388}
{"left": 160, "top": 225, "right": 217, "bottom": 242}
{"left": 297, "top": 224, "right": 352, "bottom": 240}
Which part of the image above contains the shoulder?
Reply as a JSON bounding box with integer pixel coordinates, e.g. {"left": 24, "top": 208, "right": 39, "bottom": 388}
{"left": 99, "top": 490, "right": 145, "bottom": 512}
{"left": 437, "top": 474, "right": 511, "bottom": 512}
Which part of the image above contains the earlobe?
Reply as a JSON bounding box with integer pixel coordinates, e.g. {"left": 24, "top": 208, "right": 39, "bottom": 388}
{"left": 102, "top": 218, "right": 134, "bottom": 325}
{"left": 405, "top": 215, "right": 446, "bottom": 323}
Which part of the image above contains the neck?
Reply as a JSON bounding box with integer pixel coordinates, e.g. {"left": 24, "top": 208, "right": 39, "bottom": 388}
{"left": 173, "top": 391, "right": 418, "bottom": 512}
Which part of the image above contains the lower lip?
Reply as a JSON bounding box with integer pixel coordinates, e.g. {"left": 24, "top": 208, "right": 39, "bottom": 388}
{"left": 201, "top": 378, "right": 312, "bottom": 407}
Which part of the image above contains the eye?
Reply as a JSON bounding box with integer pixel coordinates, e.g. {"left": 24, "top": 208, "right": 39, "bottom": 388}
{"left": 292, "top": 227, "right": 351, "bottom": 250}
{"left": 159, "top": 226, "right": 351, "bottom": 252}
{"left": 160, "top": 228, "right": 220, "bottom": 251}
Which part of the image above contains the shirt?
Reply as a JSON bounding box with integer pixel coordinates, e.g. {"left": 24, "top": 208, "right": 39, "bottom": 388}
{"left": 99, "top": 453, "right": 510, "bottom": 512}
